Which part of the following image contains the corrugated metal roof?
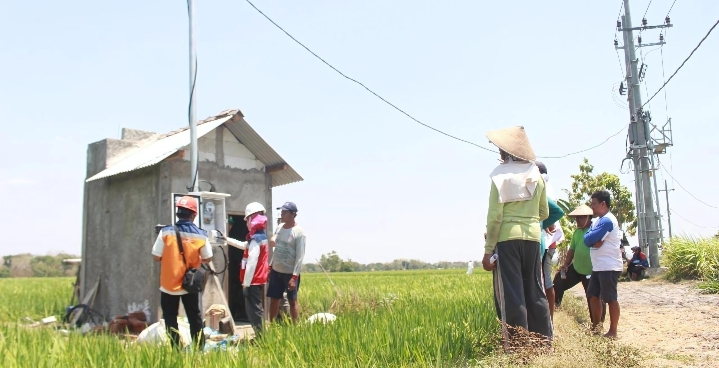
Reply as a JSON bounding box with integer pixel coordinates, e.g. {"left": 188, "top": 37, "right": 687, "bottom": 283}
{"left": 85, "top": 110, "right": 303, "bottom": 187}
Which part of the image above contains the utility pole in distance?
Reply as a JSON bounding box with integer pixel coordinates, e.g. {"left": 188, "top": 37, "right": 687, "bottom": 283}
{"left": 615, "top": 0, "right": 673, "bottom": 268}
{"left": 659, "top": 180, "right": 674, "bottom": 239}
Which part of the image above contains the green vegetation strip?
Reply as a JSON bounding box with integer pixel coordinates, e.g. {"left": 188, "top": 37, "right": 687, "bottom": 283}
{"left": 0, "top": 271, "right": 499, "bottom": 367}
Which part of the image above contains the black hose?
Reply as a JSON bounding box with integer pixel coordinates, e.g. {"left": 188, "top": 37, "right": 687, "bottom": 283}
{"left": 202, "top": 243, "right": 228, "bottom": 275}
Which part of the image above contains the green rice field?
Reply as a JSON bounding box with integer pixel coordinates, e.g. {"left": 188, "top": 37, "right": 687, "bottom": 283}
{"left": 0, "top": 270, "right": 500, "bottom": 367}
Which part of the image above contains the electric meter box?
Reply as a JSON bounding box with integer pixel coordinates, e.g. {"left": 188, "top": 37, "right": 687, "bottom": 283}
{"left": 171, "top": 191, "right": 231, "bottom": 241}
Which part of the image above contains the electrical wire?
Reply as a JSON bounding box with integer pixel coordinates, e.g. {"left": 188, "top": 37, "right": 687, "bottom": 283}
{"left": 670, "top": 208, "right": 719, "bottom": 229}
{"left": 667, "top": 0, "right": 678, "bottom": 16}
{"left": 642, "top": 0, "right": 653, "bottom": 20}
{"left": 242, "top": 0, "right": 496, "bottom": 153}
{"left": 611, "top": 83, "right": 629, "bottom": 110}
{"left": 657, "top": 158, "right": 718, "bottom": 209}
{"left": 243, "top": 0, "right": 629, "bottom": 160}
{"left": 538, "top": 126, "right": 626, "bottom": 159}
{"left": 187, "top": 0, "right": 199, "bottom": 192}
{"left": 613, "top": 1, "right": 625, "bottom": 44}
{"left": 643, "top": 18, "right": 719, "bottom": 107}
{"left": 638, "top": 0, "right": 654, "bottom": 38}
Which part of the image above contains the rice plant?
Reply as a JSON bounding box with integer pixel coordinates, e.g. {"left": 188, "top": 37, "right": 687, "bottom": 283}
{"left": 0, "top": 270, "right": 500, "bottom": 367}
{"left": 663, "top": 236, "right": 719, "bottom": 293}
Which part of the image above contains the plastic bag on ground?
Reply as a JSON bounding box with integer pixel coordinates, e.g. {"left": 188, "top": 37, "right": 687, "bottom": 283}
{"left": 307, "top": 313, "right": 336, "bottom": 325}
{"left": 136, "top": 319, "right": 192, "bottom": 347}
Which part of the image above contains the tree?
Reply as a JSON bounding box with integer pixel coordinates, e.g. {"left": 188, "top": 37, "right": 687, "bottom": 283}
{"left": 563, "top": 158, "right": 637, "bottom": 235}
{"left": 30, "top": 256, "right": 65, "bottom": 277}
{"left": 319, "top": 251, "right": 343, "bottom": 272}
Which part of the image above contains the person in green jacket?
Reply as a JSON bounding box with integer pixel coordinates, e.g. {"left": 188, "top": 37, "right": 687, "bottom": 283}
{"left": 481, "top": 126, "right": 552, "bottom": 351}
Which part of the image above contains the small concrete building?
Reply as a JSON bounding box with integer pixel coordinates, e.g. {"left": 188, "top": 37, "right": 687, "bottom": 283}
{"left": 81, "top": 109, "right": 302, "bottom": 323}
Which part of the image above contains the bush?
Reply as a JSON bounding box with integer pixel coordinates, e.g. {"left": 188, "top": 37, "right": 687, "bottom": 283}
{"left": 663, "top": 237, "right": 719, "bottom": 290}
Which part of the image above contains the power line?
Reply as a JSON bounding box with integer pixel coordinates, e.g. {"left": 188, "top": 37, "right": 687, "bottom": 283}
{"left": 657, "top": 160, "right": 718, "bottom": 209}
{"left": 670, "top": 208, "right": 719, "bottom": 229}
{"left": 643, "top": 18, "right": 719, "bottom": 107}
{"left": 613, "top": 1, "right": 624, "bottom": 42}
{"left": 243, "top": 0, "right": 626, "bottom": 160}
{"left": 667, "top": 0, "right": 678, "bottom": 16}
{"left": 538, "top": 126, "right": 626, "bottom": 159}
{"left": 642, "top": 0, "right": 653, "bottom": 19}
{"left": 241, "top": 0, "right": 499, "bottom": 152}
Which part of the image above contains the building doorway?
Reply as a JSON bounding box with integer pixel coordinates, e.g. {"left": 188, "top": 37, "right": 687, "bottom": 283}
{"left": 227, "top": 214, "right": 249, "bottom": 322}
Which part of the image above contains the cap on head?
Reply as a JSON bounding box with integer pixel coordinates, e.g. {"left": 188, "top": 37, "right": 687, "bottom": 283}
{"left": 176, "top": 196, "right": 198, "bottom": 213}
{"left": 277, "top": 201, "right": 298, "bottom": 213}
{"left": 244, "top": 202, "right": 266, "bottom": 220}
{"left": 535, "top": 161, "right": 547, "bottom": 174}
{"left": 486, "top": 126, "right": 536, "bottom": 162}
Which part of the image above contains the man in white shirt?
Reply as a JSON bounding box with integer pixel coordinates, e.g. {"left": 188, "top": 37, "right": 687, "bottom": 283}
{"left": 268, "top": 202, "right": 306, "bottom": 324}
{"left": 583, "top": 190, "right": 623, "bottom": 339}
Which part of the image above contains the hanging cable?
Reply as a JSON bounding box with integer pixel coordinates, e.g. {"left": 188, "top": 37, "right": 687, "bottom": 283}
{"left": 666, "top": 0, "right": 678, "bottom": 17}
{"left": 657, "top": 158, "right": 718, "bottom": 209}
{"left": 242, "top": 0, "right": 629, "bottom": 160}
{"left": 638, "top": 0, "right": 654, "bottom": 39}
{"left": 643, "top": 18, "right": 719, "bottom": 107}
{"left": 670, "top": 208, "right": 719, "bottom": 229}
{"left": 186, "top": 0, "right": 199, "bottom": 192}
{"left": 538, "top": 126, "right": 626, "bottom": 159}
{"left": 242, "top": 0, "right": 497, "bottom": 153}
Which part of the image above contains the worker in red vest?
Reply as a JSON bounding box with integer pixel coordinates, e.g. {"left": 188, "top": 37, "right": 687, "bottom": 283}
{"left": 240, "top": 202, "right": 270, "bottom": 340}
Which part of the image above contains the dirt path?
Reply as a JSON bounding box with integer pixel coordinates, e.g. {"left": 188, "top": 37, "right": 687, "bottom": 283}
{"left": 570, "top": 279, "right": 719, "bottom": 367}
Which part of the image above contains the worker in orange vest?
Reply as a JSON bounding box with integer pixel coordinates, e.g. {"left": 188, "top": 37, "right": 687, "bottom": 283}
{"left": 152, "top": 196, "right": 213, "bottom": 350}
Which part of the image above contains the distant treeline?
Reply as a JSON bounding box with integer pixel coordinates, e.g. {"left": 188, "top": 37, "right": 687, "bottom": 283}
{"left": 0, "top": 251, "right": 470, "bottom": 278}
{"left": 0, "top": 254, "right": 79, "bottom": 278}
{"left": 302, "top": 251, "right": 472, "bottom": 273}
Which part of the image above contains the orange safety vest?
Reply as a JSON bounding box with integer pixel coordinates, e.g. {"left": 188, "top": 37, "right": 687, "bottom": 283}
{"left": 159, "top": 222, "right": 207, "bottom": 293}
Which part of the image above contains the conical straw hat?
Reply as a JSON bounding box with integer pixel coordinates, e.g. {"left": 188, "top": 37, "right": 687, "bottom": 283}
{"left": 486, "top": 126, "right": 536, "bottom": 162}
{"left": 567, "top": 204, "right": 593, "bottom": 217}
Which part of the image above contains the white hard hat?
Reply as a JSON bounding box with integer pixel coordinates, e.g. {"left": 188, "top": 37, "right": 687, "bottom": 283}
{"left": 244, "top": 202, "right": 266, "bottom": 220}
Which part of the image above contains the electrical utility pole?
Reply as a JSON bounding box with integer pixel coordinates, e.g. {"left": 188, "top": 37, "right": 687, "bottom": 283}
{"left": 659, "top": 180, "right": 674, "bottom": 239}
{"left": 188, "top": 0, "right": 199, "bottom": 192}
{"left": 615, "top": 0, "right": 674, "bottom": 268}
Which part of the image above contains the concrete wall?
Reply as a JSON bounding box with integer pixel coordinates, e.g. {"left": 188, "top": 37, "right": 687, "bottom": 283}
{"left": 82, "top": 163, "right": 161, "bottom": 321}
{"left": 82, "top": 126, "right": 274, "bottom": 322}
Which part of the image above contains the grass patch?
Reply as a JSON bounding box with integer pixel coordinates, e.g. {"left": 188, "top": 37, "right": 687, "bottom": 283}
{"left": 0, "top": 278, "right": 73, "bottom": 322}
{"left": 477, "top": 294, "right": 642, "bottom": 368}
{"left": 663, "top": 236, "right": 719, "bottom": 293}
{"left": 0, "top": 271, "right": 501, "bottom": 367}
{"left": 662, "top": 353, "right": 696, "bottom": 364}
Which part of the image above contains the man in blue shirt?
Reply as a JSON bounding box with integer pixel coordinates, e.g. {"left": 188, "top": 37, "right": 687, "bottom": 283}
{"left": 584, "top": 190, "right": 623, "bottom": 339}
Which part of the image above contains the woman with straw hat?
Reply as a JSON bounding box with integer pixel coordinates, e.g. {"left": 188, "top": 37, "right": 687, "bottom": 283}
{"left": 481, "top": 126, "right": 553, "bottom": 350}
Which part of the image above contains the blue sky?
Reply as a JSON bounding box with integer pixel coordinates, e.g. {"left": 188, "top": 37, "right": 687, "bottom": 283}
{"left": 1, "top": 0, "right": 717, "bottom": 263}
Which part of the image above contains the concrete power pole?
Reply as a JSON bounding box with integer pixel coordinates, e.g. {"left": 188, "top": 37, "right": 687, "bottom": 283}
{"left": 615, "top": 0, "right": 673, "bottom": 268}
{"left": 659, "top": 180, "right": 674, "bottom": 239}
